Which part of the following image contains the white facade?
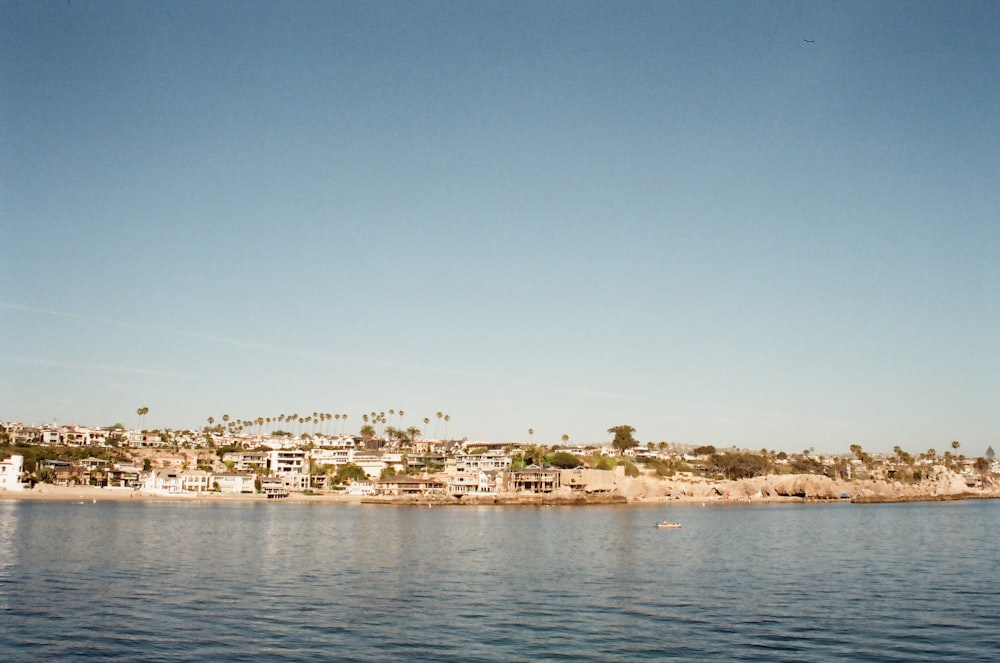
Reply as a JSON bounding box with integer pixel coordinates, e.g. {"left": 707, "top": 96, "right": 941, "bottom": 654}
{"left": 0, "top": 455, "right": 24, "bottom": 491}
{"left": 452, "top": 450, "right": 511, "bottom": 474}
{"left": 266, "top": 450, "right": 306, "bottom": 475}
{"left": 212, "top": 473, "right": 254, "bottom": 494}
{"left": 141, "top": 468, "right": 184, "bottom": 494}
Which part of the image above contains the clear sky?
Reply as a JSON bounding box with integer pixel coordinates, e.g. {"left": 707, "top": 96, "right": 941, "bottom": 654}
{"left": 3, "top": 1, "right": 998, "bottom": 454}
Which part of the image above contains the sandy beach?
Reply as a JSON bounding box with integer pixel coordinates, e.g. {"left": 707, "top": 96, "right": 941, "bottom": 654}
{"left": 1, "top": 484, "right": 364, "bottom": 504}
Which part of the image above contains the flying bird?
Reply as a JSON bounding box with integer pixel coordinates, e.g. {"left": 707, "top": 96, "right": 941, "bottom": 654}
{"left": 803, "top": 39, "right": 815, "bottom": 43}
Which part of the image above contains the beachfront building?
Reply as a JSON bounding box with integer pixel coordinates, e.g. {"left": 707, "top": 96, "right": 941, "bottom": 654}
{"left": 42, "top": 459, "right": 89, "bottom": 486}
{"left": 509, "top": 467, "right": 561, "bottom": 493}
{"left": 449, "top": 468, "right": 505, "bottom": 496}
{"left": 0, "top": 454, "right": 25, "bottom": 491}
{"left": 375, "top": 476, "right": 447, "bottom": 496}
{"left": 180, "top": 469, "right": 212, "bottom": 493}
{"left": 266, "top": 450, "right": 306, "bottom": 475}
{"left": 212, "top": 473, "right": 255, "bottom": 494}
{"left": 108, "top": 462, "right": 143, "bottom": 488}
{"left": 142, "top": 469, "right": 184, "bottom": 495}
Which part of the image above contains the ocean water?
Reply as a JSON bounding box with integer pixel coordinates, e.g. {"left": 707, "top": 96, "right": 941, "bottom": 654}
{"left": 1, "top": 498, "right": 998, "bottom": 662}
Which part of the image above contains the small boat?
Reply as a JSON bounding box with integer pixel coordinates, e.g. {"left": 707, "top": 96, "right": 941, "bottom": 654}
{"left": 657, "top": 521, "right": 682, "bottom": 529}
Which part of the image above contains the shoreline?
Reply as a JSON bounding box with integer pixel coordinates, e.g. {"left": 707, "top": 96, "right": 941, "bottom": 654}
{"left": 4, "top": 483, "right": 998, "bottom": 506}
{"left": 0, "top": 484, "right": 364, "bottom": 503}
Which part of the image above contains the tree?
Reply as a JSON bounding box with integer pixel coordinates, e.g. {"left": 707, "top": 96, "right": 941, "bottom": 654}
{"left": 693, "top": 445, "right": 716, "bottom": 456}
{"left": 561, "top": 434, "right": 570, "bottom": 446}
{"left": 986, "top": 446, "right": 995, "bottom": 461}
{"left": 521, "top": 444, "right": 547, "bottom": 466}
{"left": 528, "top": 428, "right": 534, "bottom": 444}
{"left": 973, "top": 456, "right": 992, "bottom": 484}
{"left": 710, "top": 452, "right": 773, "bottom": 480}
{"left": 334, "top": 463, "right": 367, "bottom": 484}
{"left": 136, "top": 406, "right": 149, "bottom": 430}
{"left": 550, "top": 452, "right": 581, "bottom": 469}
{"left": 952, "top": 440, "right": 961, "bottom": 451}
{"left": 360, "top": 424, "right": 376, "bottom": 443}
{"left": 608, "top": 425, "right": 638, "bottom": 454}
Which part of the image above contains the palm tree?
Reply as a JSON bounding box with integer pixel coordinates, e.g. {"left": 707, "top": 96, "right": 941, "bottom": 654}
{"left": 444, "top": 414, "right": 451, "bottom": 441}
{"left": 137, "top": 407, "right": 149, "bottom": 431}
{"left": 562, "top": 434, "right": 569, "bottom": 446}
{"left": 423, "top": 417, "right": 430, "bottom": 435}
{"left": 435, "top": 412, "right": 443, "bottom": 439}
{"left": 952, "top": 440, "right": 961, "bottom": 452}
{"left": 360, "top": 424, "right": 376, "bottom": 444}
{"left": 528, "top": 428, "right": 534, "bottom": 444}
{"left": 973, "top": 457, "right": 992, "bottom": 486}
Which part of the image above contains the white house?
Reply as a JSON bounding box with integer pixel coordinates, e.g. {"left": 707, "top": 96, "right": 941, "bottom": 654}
{"left": 0, "top": 454, "right": 24, "bottom": 491}
{"left": 141, "top": 468, "right": 184, "bottom": 494}
{"left": 212, "top": 473, "right": 255, "bottom": 494}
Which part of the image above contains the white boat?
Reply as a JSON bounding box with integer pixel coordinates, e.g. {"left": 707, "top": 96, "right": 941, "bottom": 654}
{"left": 657, "top": 521, "right": 682, "bottom": 529}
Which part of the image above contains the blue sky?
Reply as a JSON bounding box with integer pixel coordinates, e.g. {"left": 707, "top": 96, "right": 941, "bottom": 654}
{"left": 3, "top": 1, "right": 998, "bottom": 454}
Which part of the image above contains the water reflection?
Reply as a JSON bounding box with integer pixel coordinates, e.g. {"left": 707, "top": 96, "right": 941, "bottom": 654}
{"left": 0, "top": 502, "right": 19, "bottom": 610}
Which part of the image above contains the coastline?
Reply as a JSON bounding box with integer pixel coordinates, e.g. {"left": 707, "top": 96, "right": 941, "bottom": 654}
{"left": 0, "top": 484, "right": 364, "bottom": 503}
{"left": 5, "top": 482, "right": 998, "bottom": 506}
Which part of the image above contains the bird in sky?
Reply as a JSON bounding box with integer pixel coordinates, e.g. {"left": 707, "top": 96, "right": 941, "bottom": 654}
{"left": 803, "top": 39, "right": 815, "bottom": 43}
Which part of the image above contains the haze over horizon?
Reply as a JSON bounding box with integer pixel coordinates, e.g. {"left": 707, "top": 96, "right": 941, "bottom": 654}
{"left": 3, "top": 2, "right": 998, "bottom": 455}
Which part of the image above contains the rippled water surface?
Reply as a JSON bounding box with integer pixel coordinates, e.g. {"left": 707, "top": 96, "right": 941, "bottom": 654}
{"left": 1, "top": 499, "right": 998, "bottom": 661}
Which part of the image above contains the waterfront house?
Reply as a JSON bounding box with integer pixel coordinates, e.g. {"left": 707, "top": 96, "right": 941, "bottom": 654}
{"left": 108, "top": 462, "right": 143, "bottom": 488}
{"left": 509, "top": 466, "right": 561, "bottom": 493}
{"left": 0, "top": 454, "right": 25, "bottom": 491}
{"left": 180, "top": 469, "right": 212, "bottom": 493}
{"left": 42, "top": 459, "right": 88, "bottom": 486}
{"left": 141, "top": 468, "right": 184, "bottom": 494}
{"left": 449, "top": 468, "right": 505, "bottom": 496}
{"left": 375, "top": 476, "right": 447, "bottom": 496}
{"left": 212, "top": 473, "right": 255, "bottom": 494}
{"left": 260, "top": 478, "right": 289, "bottom": 499}
{"left": 266, "top": 449, "right": 306, "bottom": 475}
{"left": 346, "top": 479, "right": 376, "bottom": 496}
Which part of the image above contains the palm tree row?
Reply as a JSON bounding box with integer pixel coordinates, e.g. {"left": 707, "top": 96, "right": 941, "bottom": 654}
{"left": 202, "top": 407, "right": 455, "bottom": 442}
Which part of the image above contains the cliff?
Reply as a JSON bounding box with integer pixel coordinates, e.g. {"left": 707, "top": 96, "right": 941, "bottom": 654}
{"left": 616, "top": 465, "right": 997, "bottom": 503}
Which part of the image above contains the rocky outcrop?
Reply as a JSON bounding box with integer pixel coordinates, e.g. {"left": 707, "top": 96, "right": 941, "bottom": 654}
{"left": 613, "top": 466, "right": 998, "bottom": 504}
